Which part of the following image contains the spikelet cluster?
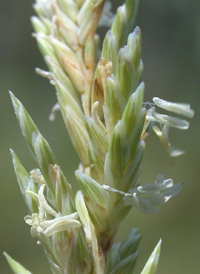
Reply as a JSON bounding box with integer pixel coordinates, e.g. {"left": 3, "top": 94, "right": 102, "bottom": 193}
{"left": 5, "top": 1, "right": 194, "bottom": 273}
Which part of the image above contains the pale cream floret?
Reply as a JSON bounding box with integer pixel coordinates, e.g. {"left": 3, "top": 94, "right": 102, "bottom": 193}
{"left": 153, "top": 97, "right": 194, "bottom": 118}
{"left": 103, "top": 174, "right": 183, "bottom": 215}
{"left": 145, "top": 97, "right": 194, "bottom": 157}
{"left": 25, "top": 184, "right": 81, "bottom": 237}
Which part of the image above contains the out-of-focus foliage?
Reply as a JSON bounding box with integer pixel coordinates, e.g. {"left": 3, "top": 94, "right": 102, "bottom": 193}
{"left": 1, "top": 0, "right": 200, "bottom": 273}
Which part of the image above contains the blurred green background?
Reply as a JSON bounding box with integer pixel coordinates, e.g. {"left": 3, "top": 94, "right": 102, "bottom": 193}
{"left": 0, "top": 0, "right": 200, "bottom": 273}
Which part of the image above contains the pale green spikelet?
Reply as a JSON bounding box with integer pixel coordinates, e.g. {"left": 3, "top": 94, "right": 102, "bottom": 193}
{"left": 141, "top": 240, "right": 162, "bottom": 274}
{"left": 3, "top": 253, "right": 32, "bottom": 274}
{"left": 9, "top": 92, "right": 93, "bottom": 273}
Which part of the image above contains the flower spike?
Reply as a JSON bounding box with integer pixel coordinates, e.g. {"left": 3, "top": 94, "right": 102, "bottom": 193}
{"left": 7, "top": 0, "right": 194, "bottom": 273}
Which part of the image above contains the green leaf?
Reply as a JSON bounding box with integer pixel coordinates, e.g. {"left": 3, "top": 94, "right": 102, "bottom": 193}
{"left": 141, "top": 240, "right": 162, "bottom": 274}
{"left": 3, "top": 252, "right": 32, "bottom": 274}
